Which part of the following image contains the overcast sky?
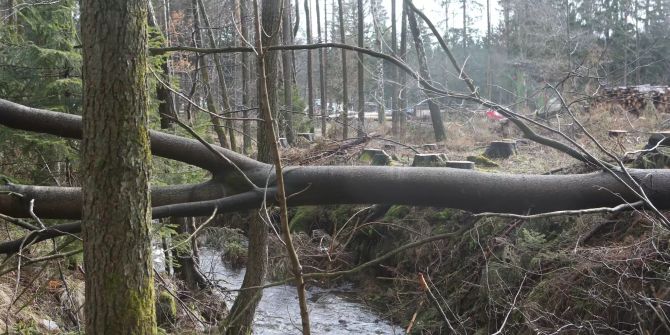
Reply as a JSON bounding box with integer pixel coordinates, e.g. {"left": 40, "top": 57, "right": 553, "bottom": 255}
{"left": 300, "top": 0, "right": 502, "bottom": 41}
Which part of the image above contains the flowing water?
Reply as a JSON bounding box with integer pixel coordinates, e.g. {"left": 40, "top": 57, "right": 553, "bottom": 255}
{"left": 198, "top": 250, "right": 404, "bottom": 334}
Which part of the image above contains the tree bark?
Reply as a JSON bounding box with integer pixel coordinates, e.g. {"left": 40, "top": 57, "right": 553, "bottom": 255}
{"left": 80, "top": 0, "right": 157, "bottom": 333}
{"left": 406, "top": 3, "right": 446, "bottom": 142}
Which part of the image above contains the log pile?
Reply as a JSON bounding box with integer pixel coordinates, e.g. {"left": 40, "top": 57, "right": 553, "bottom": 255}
{"left": 592, "top": 85, "right": 670, "bottom": 115}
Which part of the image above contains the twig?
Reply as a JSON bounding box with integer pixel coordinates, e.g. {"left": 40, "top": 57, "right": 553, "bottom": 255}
{"left": 491, "top": 274, "right": 527, "bottom": 335}
{"left": 166, "top": 207, "right": 218, "bottom": 252}
{"left": 474, "top": 201, "right": 644, "bottom": 220}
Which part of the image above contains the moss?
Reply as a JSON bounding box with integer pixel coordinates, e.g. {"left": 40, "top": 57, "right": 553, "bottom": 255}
{"left": 156, "top": 290, "right": 177, "bottom": 327}
{"left": 466, "top": 155, "right": 499, "bottom": 167}
{"left": 289, "top": 206, "right": 320, "bottom": 232}
{"left": 384, "top": 205, "right": 411, "bottom": 220}
{"left": 326, "top": 205, "right": 356, "bottom": 226}
{"left": 431, "top": 208, "right": 455, "bottom": 221}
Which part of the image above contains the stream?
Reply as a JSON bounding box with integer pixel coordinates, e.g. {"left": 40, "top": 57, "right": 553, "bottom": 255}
{"left": 198, "top": 250, "right": 403, "bottom": 334}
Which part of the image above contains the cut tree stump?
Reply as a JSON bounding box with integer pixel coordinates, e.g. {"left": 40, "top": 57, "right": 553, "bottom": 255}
{"left": 483, "top": 140, "right": 516, "bottom": 159}
{"left": 371, "top": 153, "right": 392, "bottom": 166}
{"left": 412, "top": 153, "right": 446, "bottom": 167}
{"left": 444, "top": 161, "right": 475, "bottom": 169}
{"left": 359, "top": 149, "right": 389, "bottom": 164}
{"left": 278, "top": 137, "right": 289, "bottom": 148}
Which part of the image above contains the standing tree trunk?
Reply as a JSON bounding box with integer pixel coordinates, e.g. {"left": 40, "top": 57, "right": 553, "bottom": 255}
{"left": 357, "top": 0, "right": 365, "bottom": 136}
{"left": 486, "top": 0, "right": 492, "bottom": 98}
{"left": 461, "top": 0, "right": 467, "bottom": 49}
{"left": 80, "top": 0, "right": 156, "bottom": 333}
{"left": 317, "top": 0, "right": 327, "bottom": 138}
{"left": 337, "top": 0, "right": 349, "bottom": 139}
{"left": 407, "top": 1, "right": 446, "bottom": 142}
{"left": 371, "top": 0, "right": 385, "bottom": 125}
{"left": 191, "top": 0, "right": 229, "bottom": 148}
{"left": 239, "top": 1, "right": 253, "bottom": 155}
{"left": 224, "top": 0, "right": 281, "bottom": 333}
{"left": 173, "top": 217, "right": 209, "bottom": 289}
{"left": 391, "top": 0, "right": 399, "bottom": 136}
{"left": 305, "top": 0, "right": 315, "bottom": 134}
{"left": 197, "top": 0, "right": 237, "bottom": 151}
{"left": 148, "top": 2, "right": 177, "bottom": 129}
{"left": 399, "top": 0, "right": 408, "bottom": 137}
{"left": 282, "top": 0, "right": 296, "bottom": 145}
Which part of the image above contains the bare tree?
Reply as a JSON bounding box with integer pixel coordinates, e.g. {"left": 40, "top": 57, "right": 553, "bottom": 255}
{"left": 406, "top": 0, "right": 446, "bottom": 142}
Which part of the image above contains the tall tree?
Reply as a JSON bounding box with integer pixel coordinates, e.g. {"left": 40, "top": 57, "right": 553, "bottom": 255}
{"left": 391, "top": 0, "right": 400, "bottom": 135}
{"left": 371, "top": 0, "right": 385, "bottom": 125}
{"left": 357, "top": 0, "right": 365, "bottom": 136}
{"left": 461, "top": 0, "right": 466, "bottom": 49}
{"left": 224, "top": 0, "right": 281, "bottom": 333}
{"left": 305, "top": 0, "right": 316, "bottom": 134}
{"left": 197, "top": 0, "right": 237, "bottom": 151}
{"left": 406, "top": 0, "right": 446, "bottom": 142}
{"left": 148, "top": 1, "right": 177, "bottom": 129}
{"left": 399, "top": 0, "right": 408, "bottom": 137}
{"left": 317, "top": 0, "right": 327, "bottom": 137}
{"left": 80, "top": 0, "right": 156, "bottom": 333}
{"left": 282, "top": 0, "right": 296, "bottom": 144}
{"left": 191, "top": 0, "right": 229, "bottom": 148}
{"left": 337, "top": 0, "right": 349, "bottom": 139}
{"left": 239, "top": 0, "right": 253, "bottom": 154}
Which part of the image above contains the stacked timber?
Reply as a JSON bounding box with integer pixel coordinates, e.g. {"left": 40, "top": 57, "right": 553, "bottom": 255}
{"left": 592, "top": 85, "right": 670, "bottom": 115}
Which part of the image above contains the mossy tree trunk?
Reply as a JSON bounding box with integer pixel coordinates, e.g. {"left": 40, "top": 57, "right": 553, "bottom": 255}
{"left": 80, "top": 0, "right": 156, "bottom": 333}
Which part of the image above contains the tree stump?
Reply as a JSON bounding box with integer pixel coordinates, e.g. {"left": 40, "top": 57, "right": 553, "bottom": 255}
{"left": 444, "top": 161, "right": 475, "bottom": 169}
{"left": 411, "top": 153, "right": 446, "bottom": 167}
{"left": 278, "top": 137, "right": 289, "bottom": 148}
{"left": 359, "top": 149, "right": 389, "bottom": 164}
{"left": 483, "top": 140, "right": 516, "bottom": 159}
{"left": 371, "top": 153, "right": 392, "bottom": 166}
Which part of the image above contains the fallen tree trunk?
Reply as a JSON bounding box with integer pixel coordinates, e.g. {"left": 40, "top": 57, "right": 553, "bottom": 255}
{"left": 1, "top": 98, "right": 670, "bottom": 252}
